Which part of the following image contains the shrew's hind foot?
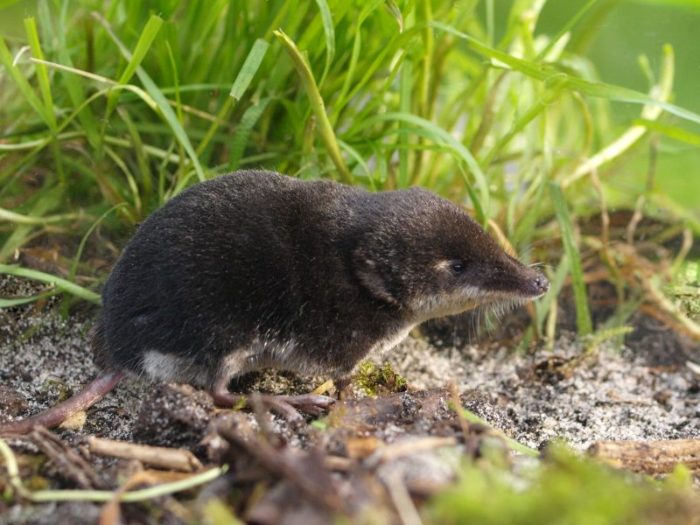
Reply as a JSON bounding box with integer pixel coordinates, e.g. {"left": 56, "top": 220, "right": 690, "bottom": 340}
{"left": 272, "top": 393, "right": 336, "bottom": 416}
{"left": 210, "top": 382, "right": 335, "bottom": 424}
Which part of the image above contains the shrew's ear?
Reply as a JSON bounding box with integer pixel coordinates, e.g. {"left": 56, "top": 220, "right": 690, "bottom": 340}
{"left": 352, "top": 246, "right": 399, "bottom": 305}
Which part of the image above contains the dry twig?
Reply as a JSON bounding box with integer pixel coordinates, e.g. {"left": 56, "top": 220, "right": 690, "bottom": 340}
{"left": 588, "top": 439, "right": 700, "bottom": 474}
{"left": 367, "top": 436, "right": 457, "bottom": 467}
{"left": 31, "top": 426, "right": 105, "bottom": 489}
{"left": 87, "top": 436, "right": 203, "bottom": 473}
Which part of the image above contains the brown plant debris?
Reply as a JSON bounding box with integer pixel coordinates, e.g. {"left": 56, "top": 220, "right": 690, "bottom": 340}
{"left": 588, "top": 439, "right": 700, "bottom": 474}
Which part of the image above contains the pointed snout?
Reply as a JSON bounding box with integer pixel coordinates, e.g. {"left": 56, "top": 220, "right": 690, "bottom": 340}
{"left": 506, "top": 258, "right": 550, "bottom": 299}
{"left": 530, "top": 273, "right": 550, "bottom": 296}
{"left": 464, "top": 254, "right": 550, "bottom": 302}
{"left": 519, "top": 271, "right": 550, "bottom": 298}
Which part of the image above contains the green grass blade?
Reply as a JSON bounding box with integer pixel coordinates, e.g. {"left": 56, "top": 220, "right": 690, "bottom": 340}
{"left": 0, "top": 264, "right": 100, "bottom": 304}
{"left": 338, "top": 139, "right": 375, "bottom": 187}
{"left": 481, "top": 77, "right": 567, "bottom": 166}
{"left": 330, "top": 0, "right": 383, "bottom": 126}
{"left": 0, "top": 81, "right": 164, "bottom": 195}
{"left": 25, "top": 15, "right": 84, "bottom": 184}
{"left": 634, "top": 118, "right": 700, "bottom": 146}
{"left": 432, "top": 21, "right": 700, "bottom": 127}
{"left": 0, "top": 207, "right": 80, "bottom": 225}
{"left": 384, "top": 0, "right": 404, "bottom": 31}
{"left": 535, "top": 0, "right": 599, "bottom": 61}
{"left": 549, "top": 182, "right": 593, "bottom": 336}
{"left": 0, "top": 292, "right": 56, "bottom": 308}
{"left": 23, "top": 17, "right": 55, "bottom": 129}
{"left": 336, "top": 28, "right": 418, "bottom": 117}
{"left": 485, "top": 0, "right": 494, "bottom": 45}
{"left": 274, "top": 29, "right": 350, "bottom": 183}
{"left": 0, "top": 185, "right": 64, "bottom": 262}
{"left": 398, "top": 60, "right": 413, "bottom": 188}
{"left": 535, "top": 253, "right": 571, "bottom": 337}
{"left": 165, "top": 41, "right": 184, "bottom": 123}
{"left": 105, "top": 145, "right": 142, "bottom": 215}
{"left": 117, "top": 108, "right": 153, "bottom": 197}
{"left": 0, "top": 37, "right": 52, "bottom": 125}
{"left": 333, "top": 23, "right": 362, "bottom": 125}
{"left": 228, "top": 97, "right": 271, "bottom": 171}
{"left": 634, "top": 0, "right": 700, "bottom": 7}
{"left": 52, "top": 1, "right": 100, "bottom": 149}
{"left": 313, "top": 0, "right": 335, "bottom": 86}
{"left": 195, "top": 97, "right": 234, "bottom": 160}
{"left": 566, "top": 44, "right": 674, "bottom": 186}
{"left": 458, "top": 406, "right": 539, "bottom": 457}
{"left": 117, "top": 16, "right": 163, "bottom": 86}
{"left": 229, "top": 39, "right": 270, "bottom": 101}
{"left": 136, "top": 78, "right": 207, "bottom": 183}
{"left": 104, "top": 15, "right": 163, "bottom": 123}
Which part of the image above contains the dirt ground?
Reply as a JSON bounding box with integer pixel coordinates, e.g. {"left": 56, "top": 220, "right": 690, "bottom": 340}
{"left": 0, "top": 275, "right": 699, "bottom": 524}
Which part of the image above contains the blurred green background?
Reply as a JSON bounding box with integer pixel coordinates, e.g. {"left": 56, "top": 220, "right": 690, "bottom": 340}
{"left": 583, "top": 0, "right": 699, "bottom": 213}
{"left": 500, "top": 0, "right": 700, "bottom": 211}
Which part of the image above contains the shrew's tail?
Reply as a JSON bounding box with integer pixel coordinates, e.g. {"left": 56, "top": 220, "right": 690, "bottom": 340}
{"left": 0, "top": 370, "right": 124, "bottom": 436}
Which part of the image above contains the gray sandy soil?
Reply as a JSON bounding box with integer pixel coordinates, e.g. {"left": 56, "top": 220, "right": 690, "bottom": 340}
{"left": 384, "top": 335, "right": 699, "bottom": 448}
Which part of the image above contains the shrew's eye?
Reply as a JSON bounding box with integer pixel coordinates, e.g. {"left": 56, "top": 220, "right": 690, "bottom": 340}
{"left": 450, "top": 261, "right": 466, "bottom": 274}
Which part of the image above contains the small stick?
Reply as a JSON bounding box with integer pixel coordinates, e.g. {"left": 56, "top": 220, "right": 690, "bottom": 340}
{"left": 448, "top": 383, "right": 471, "bottom": 445}
{"left": 312, "top": 379, "right": 335, "bottom": 396}
{"left": 367, "top": 436, "right": 457, "bottom": 467}
{"left": 382, "top": 470, "right": 424, "bottom": 525}
{"left": 323, "top": 455, "right": 353, "bottom": 472}
{"left": 31, "top": 427, "right": 105, "bottom": 489}
{"left": 87, "top": 437, "right": 203, "bottom": 473}
{"left": 588, "top": 439, "right": 700, "bottom": 474}
{"left": 687, "top": 361, "right": 700, "bottom": 377}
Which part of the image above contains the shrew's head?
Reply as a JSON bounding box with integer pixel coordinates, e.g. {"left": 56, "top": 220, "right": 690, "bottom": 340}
{"left": 353, "top": 188, "right": 549, "bottom": 321}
